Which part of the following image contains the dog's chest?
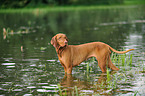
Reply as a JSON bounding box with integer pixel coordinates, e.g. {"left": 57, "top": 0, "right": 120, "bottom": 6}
{"left": 58, "top": 54, "right": 70, "bottom": 64}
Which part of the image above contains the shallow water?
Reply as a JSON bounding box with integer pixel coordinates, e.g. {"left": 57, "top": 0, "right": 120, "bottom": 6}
{"left": 0, "top": 5, "right": 145, "bottom": 95}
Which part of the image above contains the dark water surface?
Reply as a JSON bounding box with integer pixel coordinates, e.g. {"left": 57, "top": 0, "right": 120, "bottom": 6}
{"left": 0, "top": 5, "right": 145, "bottom": 95}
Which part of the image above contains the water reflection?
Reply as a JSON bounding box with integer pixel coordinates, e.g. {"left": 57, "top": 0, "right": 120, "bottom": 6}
{"left": 59, "top": 72, "right": 134, "bottom": 95}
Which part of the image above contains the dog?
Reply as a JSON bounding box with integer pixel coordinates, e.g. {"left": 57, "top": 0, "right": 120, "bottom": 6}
{"left": 51, "top": 33, "right": 134, "bottom": 74}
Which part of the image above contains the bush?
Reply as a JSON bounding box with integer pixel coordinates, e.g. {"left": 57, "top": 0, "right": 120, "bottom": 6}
{"left": 0, "top": 0, "right": 124, "bottom": 8}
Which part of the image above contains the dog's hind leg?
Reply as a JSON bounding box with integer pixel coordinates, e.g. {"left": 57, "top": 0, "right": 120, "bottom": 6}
{"left": 97, "top": 56, "right": 107, "bottom": 72}
{"left": 107, "top": 55, "right": 119, "bottom": 71}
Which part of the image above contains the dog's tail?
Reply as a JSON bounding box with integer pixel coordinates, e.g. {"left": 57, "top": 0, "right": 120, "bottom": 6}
{"left": 108, "top": 45, "right": 134, "bottom": 54}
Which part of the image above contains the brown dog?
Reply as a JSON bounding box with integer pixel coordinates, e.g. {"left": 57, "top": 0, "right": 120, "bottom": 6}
{"left": 51, "top": 33, "right": 134, "bottom": 74}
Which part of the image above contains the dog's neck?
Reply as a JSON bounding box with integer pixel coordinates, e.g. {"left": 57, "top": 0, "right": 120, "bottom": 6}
{"left": 56, "top": 45, "right": 67, "bottom": 57}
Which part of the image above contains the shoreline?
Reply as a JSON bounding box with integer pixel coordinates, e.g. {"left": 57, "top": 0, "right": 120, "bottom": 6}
{"left": 0, "top": 4, "right": 144, "bottom": 13}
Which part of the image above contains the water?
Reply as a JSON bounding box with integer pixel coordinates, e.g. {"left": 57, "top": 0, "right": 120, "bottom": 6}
{"left": 0, "top": 5, "right": 145, "bottom": 95}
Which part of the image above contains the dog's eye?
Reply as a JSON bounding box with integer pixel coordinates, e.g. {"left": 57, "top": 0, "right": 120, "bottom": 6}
{"left": 58, "top": 37, "right": 61, "bottom": 39}
{"left": 65, "top": 37, "right": 68, "bottom": 40}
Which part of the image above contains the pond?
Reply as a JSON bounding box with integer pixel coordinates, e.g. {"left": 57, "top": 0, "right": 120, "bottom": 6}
{"left": 0, "top": 5, "right": 145, "bottom": 95}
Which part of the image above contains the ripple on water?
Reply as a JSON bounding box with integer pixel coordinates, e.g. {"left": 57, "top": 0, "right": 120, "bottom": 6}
{"left": 2, "top": 63, "right": 15, "bottom": 65}
{"left": 46, "top": 60, "right": 56, "bottom": 62}
{"left": 1, "top": 63, "right": 15, "bottom": 68}
{"left": 42, "top": 86, "right": 58, "bottom": 89}
{"left": 23, "top": 94, "right": 33, "bottom": 96}
{"left": 27, "top": 86, "right": 36, "bottom": 89}
{"left": 37, "top": 89, "right": 57, "bottom": 93}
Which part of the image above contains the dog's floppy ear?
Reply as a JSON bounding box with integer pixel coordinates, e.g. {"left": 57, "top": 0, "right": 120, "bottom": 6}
{"left": 51, "top": 36, "right": 58, "bottom": 48}
{"left": 66, "top": 36, "right": 69, "bottom": 42}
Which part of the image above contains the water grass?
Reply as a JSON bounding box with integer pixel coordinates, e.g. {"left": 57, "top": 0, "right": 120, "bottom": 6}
{"left": 87, "top": 62, "right": 90, "bottom": 73}
{"left": 107, "top": 68, "right": 111, "bottom": 82}
{"left": 57, "top": 84, "right": 62, "bottom": 96}
{"left": 111, "top": 51, "right": 133, "bottom": 66}
{"left": 75, "top": 86, "right": 79, "bottom": 96}
{"left": 107, "top": 52, "right": 134, "bottom": 89}
{"left": 86, "top": 57, "right": 95, "bottom": 73}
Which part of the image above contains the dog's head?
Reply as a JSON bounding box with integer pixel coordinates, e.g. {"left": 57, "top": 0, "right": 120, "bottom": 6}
{"left": 51, "top": 33, "right": 68, "bottom": 49}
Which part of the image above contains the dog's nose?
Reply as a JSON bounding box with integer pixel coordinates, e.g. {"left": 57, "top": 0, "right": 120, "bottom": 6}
{"left": 65, "top": 41, "right": 68, "bottom": 44}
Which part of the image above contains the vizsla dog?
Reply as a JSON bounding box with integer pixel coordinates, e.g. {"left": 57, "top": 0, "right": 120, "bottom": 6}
{"left": 51, "top": 33, "right": 134, "bottom": 74}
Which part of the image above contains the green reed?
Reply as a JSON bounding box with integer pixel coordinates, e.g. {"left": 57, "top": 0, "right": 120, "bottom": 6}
{"left": 86, "top": 57, "right": 95, "bottom": 73}
{"left": 111, "top": 52, "right": 133, "bottom": 66}
{"left": 75, "top": 86, "right": 79, "bottom": 96}
{"left": 87, "top": 62, "right": 90, "bottom": 73}
{"left": 106, "top": 72, "right": 129, "bottom": 90}
{"left": 134, "top": 91, "right": 139, "bottom": 96}
{"left": 106, "top": 70, "right": 116, "bottom": 89}
{"left": 107, "top": 68, "right": 111, "bottom": 82}
{"left": 143, "top": 60, "right": 145, "bottom": 72}
{"left": 106, "top": 51, "right": 134, "bottom": 89}
{"left": 57, "top": 84, "right": 62, "bottom": 96}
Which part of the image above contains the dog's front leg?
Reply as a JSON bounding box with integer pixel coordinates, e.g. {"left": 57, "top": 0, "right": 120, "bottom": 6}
{"left": 59, "top": 61, "right": 67, "bottom": 73}
{"left": 59, "top": 57, "right": 73, "bottom": 74}
{"left": 64, "top": 60, "right": 73, "bottom": 74}
{"left": 66, "top": 66, "right": 72, "bottom": 74}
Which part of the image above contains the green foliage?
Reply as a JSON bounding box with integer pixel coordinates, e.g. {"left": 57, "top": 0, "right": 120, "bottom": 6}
{"left": 0, "top": 0, "right": 28, "bottom": 8}
{"left": 67, "top": 0, "right": 124, "bottom": 5}
{"left": 0, "top": 0, "right": 124, "bottom": 8}
{"left": 1, "top": 0, "right": 145, "bottom": 8}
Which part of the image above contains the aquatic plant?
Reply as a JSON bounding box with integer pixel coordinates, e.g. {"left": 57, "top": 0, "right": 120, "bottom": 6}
{"left": 86, "top": 57, "right": 95, "bottom": 73}
{"left": 2, "top": 27, "right": 32, "bottom": 40}
{"left": 87, "top": 62, "right": 90, "bottom": 73}
{"left": 75, "top": 86, "right": 79, "bottom": 96}
{"left": 57, "top": 84, "right": 62, "bottom": 96}
{"left": 107, "top": 68, "right": 111, "bottom": 82}
{"left": 3, "top": 28, "right": 13, "bottom": 39}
